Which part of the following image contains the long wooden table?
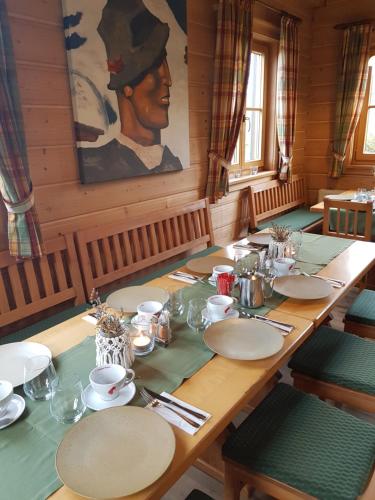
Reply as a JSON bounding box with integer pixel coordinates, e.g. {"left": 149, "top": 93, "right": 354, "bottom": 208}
{"left": 310, "top": 190, "right": 355, "bottom": 213}
{"left": 26, "top": 240, "right": 375, "bottom": 499}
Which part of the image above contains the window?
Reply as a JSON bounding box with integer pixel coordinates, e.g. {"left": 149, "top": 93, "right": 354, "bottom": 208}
{"left": 231, "top": 46, "right": 268, "bottom": 177}
{"left": 353, "top": 55, "right": 375, "bottom": 163}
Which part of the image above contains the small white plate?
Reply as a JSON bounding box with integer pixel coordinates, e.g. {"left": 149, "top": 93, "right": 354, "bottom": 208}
{"left": 0, "top": 394, "right": 25, "bottom": 430}
{"left": 202, "top": 308, "right": 239, "bottom": 323}
{"left": 83, "top": 382, "right": 136, "bottom": 411}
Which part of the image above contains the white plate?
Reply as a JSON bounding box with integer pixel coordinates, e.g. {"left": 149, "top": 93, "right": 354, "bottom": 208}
{"left": 0, "top": 394, "right": 25, "bottom": 430}
{"left": 202, "top": 308, "right": 239, "bottom": 323}
{"left": 106, "top": 286, "right": 169, "bottom": 313}
{"left": 186, "top": 256, "right": 234, "bottom": 274}
{"left": 0, "top": 342, "right": 52, "bottom": 387}
{"left": 247, "top": 233, "right": 273, "bottom": 246}
{"left": 83, "top": 382, "right": 136, "bottom": 411}
{"left": 273, "top": 275, "right": 333, "bottom": 300}
{"left": 56, "top": 406, "right": 175, "bottom": 498}
{"left": 203, "top": 318, "right": 284, "bottom": 360}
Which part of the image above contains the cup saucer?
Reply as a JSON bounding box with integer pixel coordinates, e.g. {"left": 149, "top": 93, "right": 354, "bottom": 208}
{"left": 0, "top": 394, "right": 25, "bottom": 430}
{"left": 83, "top": 382, "right": 136, "bottom": 411}
{"left": 202, "top": 307, "right": 239, "bottom": 323}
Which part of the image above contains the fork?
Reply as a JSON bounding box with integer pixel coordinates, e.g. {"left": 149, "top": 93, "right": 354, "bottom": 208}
{"left": 140, "top": 388, "right": 200, "bottom": 428}
{"left": 300, "top": 272, "right": 344, "bottom": 287}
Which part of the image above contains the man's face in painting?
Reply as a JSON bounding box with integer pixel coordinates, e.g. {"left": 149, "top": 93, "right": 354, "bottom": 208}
{"left": 124, "top": 57, "right": 172, "bottom": 133}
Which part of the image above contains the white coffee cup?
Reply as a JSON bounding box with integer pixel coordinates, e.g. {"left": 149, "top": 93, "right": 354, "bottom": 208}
{"left": 273, "top": 258, "right": 296, "bottom": 276}
{"left": 212, "top": 265, "right": 234, "bottom": 280}
{"left": 0, "top": 380, "right": 13, "bottom": 417}
{"left": 207, "top": 295, "right": 234, "bottom": 320}
{"left": 137, "top": 301, "right": 163, "bottom": 318}
{"left": 89, "top": 364, "right": 135, "bottom": 401}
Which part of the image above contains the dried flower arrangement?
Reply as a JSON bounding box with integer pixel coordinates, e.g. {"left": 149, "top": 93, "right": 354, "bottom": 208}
{"left": 270, "top": 223, "right": 291, "bottom": 242}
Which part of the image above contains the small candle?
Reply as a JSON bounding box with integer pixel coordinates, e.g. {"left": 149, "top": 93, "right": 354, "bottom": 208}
{"left": 133, "top": 335, "right": 151, "bottom": 348}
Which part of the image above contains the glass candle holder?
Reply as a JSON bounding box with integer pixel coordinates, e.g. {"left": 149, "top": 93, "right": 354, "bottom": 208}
{"left": 129, "top": 315, "right": 156, "bottom": 356}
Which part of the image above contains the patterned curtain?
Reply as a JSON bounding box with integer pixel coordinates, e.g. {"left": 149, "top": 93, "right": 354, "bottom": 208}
{"left": 0, "top": 0, "right": 42, "bottom": 258}
{"left": 206, "top": 0, "right": 253, "bottom": 203}
{"left": 276, "top": 15, "right": 299, "bottom": 183}
{"left": 330, "top": 23, "right": 372, "bottom": 178}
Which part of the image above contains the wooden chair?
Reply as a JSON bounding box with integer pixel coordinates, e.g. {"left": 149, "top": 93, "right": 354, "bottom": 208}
{"left": 248, "top": 174, "right": 322, "bottom": 232}
{"left": 0, "top": 234, "right": 85, "bottom": 328}
{"left": 222, "top": 384, "right": 375, "bottom": 500}
{"left": 75, "top": 198, "right": 214, "bottom": 298}
{"left": 323, "top": 197, "right": 373, "bottom": 241}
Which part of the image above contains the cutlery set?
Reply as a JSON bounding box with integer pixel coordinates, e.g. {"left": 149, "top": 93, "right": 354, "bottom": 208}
{"left": 301, "top": 272, "right": 346, "bottom": 288}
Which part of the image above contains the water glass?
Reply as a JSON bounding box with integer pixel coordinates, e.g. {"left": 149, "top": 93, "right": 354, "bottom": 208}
{"left": 356, "top": 188, "right": 368, "bottom": 202}
{"left": 262, "top": 269, "right": 276, "bottom": 299}
{"left": 288, "top": 230, "right": 303, "bottom": 259}
{"left": 23, "top": 355, "right": 58, "bottom": 401}
{"left": 187, "top": 298, "right": 207, "bottom": 333}
{"left": 50, "top": 374, "right": 86, "bottom": 424}
{"left": 167, "top": 288, "right": 185, "bottom": 318}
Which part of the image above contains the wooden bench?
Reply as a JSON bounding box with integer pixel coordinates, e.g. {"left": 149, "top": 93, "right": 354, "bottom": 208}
{"left": 248, "top": 174, "right": 323, "bottom": 232}
{"left": 0, "top": 234, "right": 85, "bottom": 330}
{"left": 75, "top": 198, "right": 214, "bottom": 298}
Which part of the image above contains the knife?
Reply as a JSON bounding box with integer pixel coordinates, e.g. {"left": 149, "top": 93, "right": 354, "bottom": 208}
{"left": 144, "top": 387, "right": 208, "bottom": 421}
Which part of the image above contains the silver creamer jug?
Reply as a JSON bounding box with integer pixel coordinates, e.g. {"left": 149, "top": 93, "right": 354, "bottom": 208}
{"left": 238, "top": 270, "right": 264, "bottom": 308}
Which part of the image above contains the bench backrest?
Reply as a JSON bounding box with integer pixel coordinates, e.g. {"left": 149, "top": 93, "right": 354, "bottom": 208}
{"left": 75, "top": 198, "right": 214, "bottom": 297}
{"left": 249, "top": 174, "right": 306, "bottom": 230}
{"left": 0, "top": 234, "right": 85, "bottom": 328}
{"left": 323, "top": 198, "right": 373, "bottom": 241}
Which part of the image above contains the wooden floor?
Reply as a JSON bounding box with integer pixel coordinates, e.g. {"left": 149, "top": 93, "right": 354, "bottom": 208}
{"left": 162, "top": 288, "right": 375, "bottom": 500}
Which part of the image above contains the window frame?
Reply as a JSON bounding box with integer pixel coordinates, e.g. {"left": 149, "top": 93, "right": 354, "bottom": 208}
{"left": 231, "top": 40, "right": 274, "bottom": 177}
{"left": 351, "top": 53, "right": 375, "bottom": 166}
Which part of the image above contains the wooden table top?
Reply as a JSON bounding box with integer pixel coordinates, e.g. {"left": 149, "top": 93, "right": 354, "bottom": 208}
{"left": 27, "top": 237, "right": 375, "bottom": 500}
{"left": 310, "top": 191, "right": 355, "bottom": 213}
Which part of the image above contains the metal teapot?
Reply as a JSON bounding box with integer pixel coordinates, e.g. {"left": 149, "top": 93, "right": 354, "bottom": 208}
{"left": 238, "top": 269, "right": 264, "bottom": 308}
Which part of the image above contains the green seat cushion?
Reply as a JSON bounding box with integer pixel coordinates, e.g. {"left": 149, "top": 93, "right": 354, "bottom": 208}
{"left": 185, "top": 490, "right": 213, "bottom": 500}
{"left": 1, "top": 245, "right": 222, "bottom": 345}
{"left": 256, "top": 207, "right": 323, "bottom": 232}
{"left": 223, "top": 383, "right": 375, "bottom": 500}
{"left": 288, "top": 326, "right": 375, "bottom": 395}
{"left": 345, "top": 289, "right": 375, "bottom": 326}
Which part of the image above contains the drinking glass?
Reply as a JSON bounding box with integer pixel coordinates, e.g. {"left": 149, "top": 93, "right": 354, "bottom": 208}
{"left": 356, "top": 188, "right": 368, "bottom": 201}
{"left": 187, "top": 298, "right": 207, "bottom": 333}
{"left": 167, "top": 288, "right": 185, "bottom": 318}
{"left": 50, "top": 374, "right": 86, "bottom": 424}
{"left": 23, "top": 355, "right": 58, "bottom": 401}
{"left": 288, "top": 230, "right": 303, "bottom": 259}
{"left": 262, "top": 268, "right": 276, "bottom": 299}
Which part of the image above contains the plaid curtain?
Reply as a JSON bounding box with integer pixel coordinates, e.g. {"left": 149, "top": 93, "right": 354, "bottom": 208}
{"left": 330, "top": 23, "right": 371, "bottom": 178}
{"left": 0, "top": 0, "right": 42, "bottom": 258}
{"left": 276, "top": 16, "right": 299, "bottom": 183}
{"left": 206, "top": 0, "right": 253, "bottom": 203}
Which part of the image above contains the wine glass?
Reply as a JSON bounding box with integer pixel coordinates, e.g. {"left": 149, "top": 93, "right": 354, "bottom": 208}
{"left": 187, "top": 298, "right": 207, "bottom": 333}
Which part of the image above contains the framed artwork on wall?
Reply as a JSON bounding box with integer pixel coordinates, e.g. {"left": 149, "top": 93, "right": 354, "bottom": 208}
{"left": 62, "top": 0, "right": 189, "bottom": 184}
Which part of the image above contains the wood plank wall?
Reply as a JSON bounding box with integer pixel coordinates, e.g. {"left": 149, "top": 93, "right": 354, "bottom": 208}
{"left": 305, "top": 0, "right": 375, "bottom": 205}
{"left": 1, "top": 0, "right": 313, "bottom": 251}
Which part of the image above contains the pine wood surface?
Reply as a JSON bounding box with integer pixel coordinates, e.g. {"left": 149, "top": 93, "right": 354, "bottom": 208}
{"left": 23, "top": 237, "right": 375, "bottom": 499}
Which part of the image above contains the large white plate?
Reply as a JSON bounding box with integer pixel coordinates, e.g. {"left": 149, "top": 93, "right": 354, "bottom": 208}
{"left": 247, "top": 233, "right": 273, "bottom": 246}
{"left": 0, "top": 342, "right": 52, "bottom": 387}
{"left": 273, "top": 275, "right": 333, "bottom": 300}
{"left": 106, "top": 286, "right": 169, "bottom": 313}
{"left": 186, "top": 256, "right": 234, "bottom": 274}
{"left": 56, "top": 406, "right": 176, "bottom": 498}
{"left": 203, "top": 318, "right": 284, "bottom": 360}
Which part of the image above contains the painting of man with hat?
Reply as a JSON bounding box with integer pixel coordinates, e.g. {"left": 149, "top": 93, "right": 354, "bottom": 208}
{"left": 62, "top": 0, "right": 188, "bottom": 183}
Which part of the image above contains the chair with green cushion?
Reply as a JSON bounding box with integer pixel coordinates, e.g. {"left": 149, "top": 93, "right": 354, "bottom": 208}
{"left": 288, "top": 326, "right": 375, "bottom": 413}
{"left": 222, "top": 383, "right": 375, "bottom": 500}
{"left": 344, "top": 289, "right": 375, "bottom": 340}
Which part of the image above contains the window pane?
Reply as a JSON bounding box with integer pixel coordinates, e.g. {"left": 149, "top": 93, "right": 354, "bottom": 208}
{"left": 246, "top": 52, "right": 264, "bottom": 109}
{"left": 364, "top": 107, "right": 375, "bottom": 153}
{"left": 369, "top": 56, "right": 375, "bottom": 106}
{"left": 244, "top": 110, "right": 262, "bottom": 162}
{"left": 231, "top": 138, "right": 240, "bottom": 165}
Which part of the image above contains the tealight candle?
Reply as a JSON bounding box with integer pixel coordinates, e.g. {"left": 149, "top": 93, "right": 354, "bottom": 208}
{"left": 133, "top": 335, "right": 151, "bottom": 348}
{"left": 130, "top": 315, "right": 156, "bottom": 356}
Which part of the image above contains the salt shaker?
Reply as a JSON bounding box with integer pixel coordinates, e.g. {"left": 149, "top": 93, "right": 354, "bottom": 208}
{"left": 156, "top": 309, "right": 172, "bottom": 346}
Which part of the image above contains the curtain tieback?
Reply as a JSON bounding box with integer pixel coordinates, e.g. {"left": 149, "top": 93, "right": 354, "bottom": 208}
{"left": 209, "top": 151, "right": 231, "bottom": 169}
{"left": 3, "top": 191, "right": 34, "bottom": 214}
{"left": 333, "top": 151, "right": 345, "bottom": 162}
{"left": 280, "top": 155, "right": 292, "bottom": 166}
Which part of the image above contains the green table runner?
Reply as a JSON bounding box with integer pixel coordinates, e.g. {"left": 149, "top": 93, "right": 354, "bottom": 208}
{"left": 0, "top": 234, "right": 354, "bottom": 500}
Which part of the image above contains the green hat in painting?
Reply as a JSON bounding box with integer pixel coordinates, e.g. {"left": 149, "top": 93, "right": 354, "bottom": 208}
{"left": 98, "top": 0, "right": 170, "bottom": 90}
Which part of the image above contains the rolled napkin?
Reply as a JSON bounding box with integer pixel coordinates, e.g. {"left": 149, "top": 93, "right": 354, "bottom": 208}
{"left": 147, "top": 392, "right": 211, "bottom": 435}
{"left": 168, "top": 274, "right": 197, "bottom": 284}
